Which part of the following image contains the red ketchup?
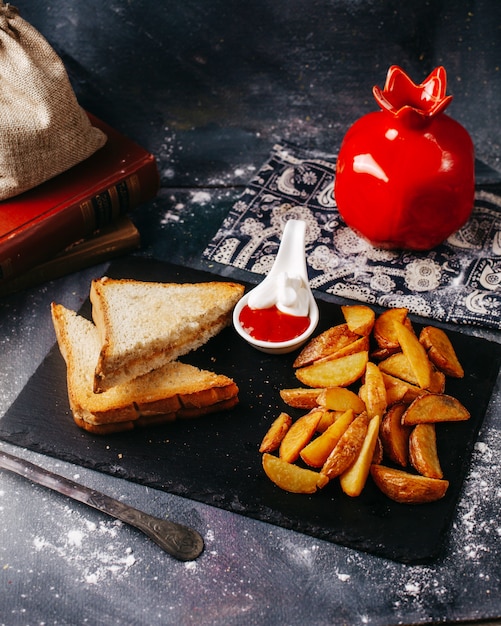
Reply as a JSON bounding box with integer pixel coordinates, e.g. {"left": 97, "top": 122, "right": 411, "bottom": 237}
{"left": 239, "top": 304, "right": 310, "bottom": 342}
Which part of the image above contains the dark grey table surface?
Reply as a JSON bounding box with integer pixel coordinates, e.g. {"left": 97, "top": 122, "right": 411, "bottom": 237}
{"left": 1, "top": 2, "right": 500, "bottom": 624}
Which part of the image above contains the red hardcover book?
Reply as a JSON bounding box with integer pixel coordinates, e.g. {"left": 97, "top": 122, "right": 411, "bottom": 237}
{"left": 0, "top": 216, "right": 141, "bottom": 296}
{"left": 0, "top": 113, "right": 159, "bottom": 282}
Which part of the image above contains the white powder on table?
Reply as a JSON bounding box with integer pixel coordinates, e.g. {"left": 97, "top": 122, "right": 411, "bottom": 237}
{"left": 32, "top": 504, "right": 136, "bottom": 585}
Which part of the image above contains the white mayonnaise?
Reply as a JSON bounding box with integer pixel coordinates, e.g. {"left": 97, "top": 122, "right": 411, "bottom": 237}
{"left": 247, "top": 270, "right": 310, "bottom": 317}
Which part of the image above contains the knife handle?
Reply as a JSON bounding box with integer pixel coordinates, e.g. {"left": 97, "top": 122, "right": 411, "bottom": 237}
{"left": 0, "top": 449, "right": 204, "bottom": 561}
{"left": 85, "top": 490, "right": 204, "bottom": 561}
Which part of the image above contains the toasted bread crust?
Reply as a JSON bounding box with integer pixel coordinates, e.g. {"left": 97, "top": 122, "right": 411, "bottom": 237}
{"left": 72, "top": 415, "right": 136, "bottom": 434}
{"left": 73, "top": 396, "right": 240, "bottom": 434}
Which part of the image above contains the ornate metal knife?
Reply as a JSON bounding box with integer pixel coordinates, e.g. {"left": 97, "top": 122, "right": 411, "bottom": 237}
{"left": 0, "top": 449, "right": 204, "bottom": 561}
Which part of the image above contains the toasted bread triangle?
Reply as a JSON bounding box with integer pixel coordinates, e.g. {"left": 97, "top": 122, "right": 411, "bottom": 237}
{"left": 51, "top": 302, "right": 239, "bottom": 433}
{"left": 90, "top": 277, "right": 244, "bottom": 392}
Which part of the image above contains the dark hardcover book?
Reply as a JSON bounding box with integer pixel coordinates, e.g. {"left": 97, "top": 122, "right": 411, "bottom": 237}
{"left": 0, "top": 113, "right": 159, "bottom": 283}
{"left": 0, "top": 216, "right": 141, "bottom": 296}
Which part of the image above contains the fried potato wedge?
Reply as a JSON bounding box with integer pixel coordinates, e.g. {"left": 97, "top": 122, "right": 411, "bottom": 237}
{"left": 358, "top": 382, "right": 367, "bottom": 406}
{"left": 380, "top": 403, "right": 411, "bottom": 467}
{"left": 300, "top": 409, "right": 355, "bottom": 468}
{"left": 379, "top": 352, "right": 418, "bottom": 385}
{"left": 380, "top": 373, "right": 412, "bottom": 405}
{"left": 371, "top": 346, "right": 401, "bottom": 361}
{"left": 261, "top": 303, "right": 468, "bottom": 504}
{"left": 262, "top": 453, "right": 329, "bottom": 494}
{"left": 373, "top": 307, "right": 411, "bottom": 351}
{"left": 259, "top": 412, "right": 293, "bottom": 453}
{"left": 279, "top": 409, "right": 322, "bottom": 463}
{"left": 402, "top": 393, "right": 470, "bottom": 425}
{"left": 370, "top": 464, "right": 449, "bottom": 503}
{"left": 419, "top": 326, "right": 464, "bottom": 378}
{"left": 381, "top": 372, "right": 427, "bottom": 404}
{"left": 364, "top": 361, "right": 387, "bottom": 419}
{"left": 379, "top": 352, "right": 445, "bottom": 393}
{"left": 296, "top": 351, "right": 368, "bottom": 389}
{"left": 428, "top": 368, "right": 446, "bottom": 394}
{"left": 293, "top": 323, "right": 360, "bottom": 368}
{"left": 393, "top": 320, "right": 432, "bottom": 389}
{"left": 317, "top": 387, "right": 366, "bottom": 413}
{"left": 320, "top": 413, "right": 369, "bottom": 479}
{"left": 409, "top": 423, "right": 443, "bottom": 479}
{"left": 341, "top": 304, "right": 375, "bottom": 336}
{"left": 340, "top": 414, "right": 381, "bottom": 497}
{"left": 316, "top": 409, "right": 342, "bottom": 433}
{"left": 315, "top": 335, "right": 370, "bottom": 364}
{"left": 280, "top": 387, "right": 324, "bottom": 409}
{"left": 372, "top": 436, "right": 384, "bottom": 465}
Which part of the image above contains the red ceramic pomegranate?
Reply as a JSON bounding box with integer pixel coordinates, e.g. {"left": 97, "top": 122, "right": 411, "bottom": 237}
{"left": 334, "top": 65, "right": 475, "bottom": 250}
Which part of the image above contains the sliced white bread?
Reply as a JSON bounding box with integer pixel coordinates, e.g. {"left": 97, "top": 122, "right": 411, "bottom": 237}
{"left": 90, "top": 277, "right": 244, "bottom": 393}
{"left": 51, "top": 302, "right": 239, "bottom": 434}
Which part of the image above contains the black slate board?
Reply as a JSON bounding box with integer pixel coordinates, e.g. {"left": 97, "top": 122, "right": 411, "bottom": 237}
{"left": 2, "top": 257, "right": 500, "bottom": 564}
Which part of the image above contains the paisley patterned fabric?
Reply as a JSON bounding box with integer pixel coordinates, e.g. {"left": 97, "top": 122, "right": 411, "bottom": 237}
{"left": 203, "top": 143, "right": 501, "bottom": 329}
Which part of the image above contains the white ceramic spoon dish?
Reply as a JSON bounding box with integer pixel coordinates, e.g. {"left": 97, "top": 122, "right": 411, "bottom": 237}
{"left": 233, "top": 219, "right": 319, "bottom": 354}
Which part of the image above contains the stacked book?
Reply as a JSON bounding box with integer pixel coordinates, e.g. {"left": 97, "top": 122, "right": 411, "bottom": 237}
{"left": 0, "top": 113, "right": 159, "bottom": 296}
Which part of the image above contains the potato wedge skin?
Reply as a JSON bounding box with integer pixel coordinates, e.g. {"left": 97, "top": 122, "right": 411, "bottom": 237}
{"left": 373, "top": 307, "right": 410, "bottom": 351}
{"left": 262, "top": 453, "right": 328, "bottom": 494}
{"left": 259, "top": 412, "right": 293, "bottom": 454}
{"left": 409, "top": 423, "right": 443, "bottom": 479}
{"left": 320, "top": 413, "right": 369, "bottom": 479}
{"left": 340, "top": 414, "right": 381, "bottom": 497}
{"left": 295, "top": 351, "right": 368, "bottom": 388}
{"left": 279, "top": 409, "right": 322, "bottom": 463}
{"left": 293, "top": 323, "right": 360, "bottom": 368}
{"left": 370, "top": 464, "right": 449, "bottom": 503}
{"left": 428, "top": 368, "right": 446, "bottom": 394}
{"left": 380, "top": 403, "right": 411, "bottom": 467}
{"left": 364, "top": 361, "right": 387, "bottom": 419}
{"left": 420, "top": 326, "right": 464, "bottom": 378}
{"left": 402, "top": 393, "right": 470, "bottom": 425}
{"left": 315, "top": 335, "right": 370, "bottom": 364}
{"left": 280, "top": 387, "right": 323, "bottom": 409}
{"left": 371, "top": 346, "right": 401, "bottom": 361}
{"left": 372, "top": 436, "right": 383, "bottom": 465}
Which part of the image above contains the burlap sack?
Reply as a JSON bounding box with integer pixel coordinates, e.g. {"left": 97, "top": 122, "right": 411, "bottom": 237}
{"left": 0, "top": 3, "right": 107, "bottom": 200}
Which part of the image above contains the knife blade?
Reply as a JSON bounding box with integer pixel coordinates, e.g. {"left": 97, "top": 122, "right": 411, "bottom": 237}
{"left": 0, "top": 449, "right": 204, "bottom": 561}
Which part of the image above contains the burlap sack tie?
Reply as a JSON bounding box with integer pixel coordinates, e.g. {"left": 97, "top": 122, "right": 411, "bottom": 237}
{"left": 0, "top": 2, "right": 106, "bottom": 200}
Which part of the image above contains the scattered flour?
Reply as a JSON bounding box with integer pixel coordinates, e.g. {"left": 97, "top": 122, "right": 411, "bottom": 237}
{"left": 67, "top": 529, "right": 84, "bottom": 548}
{"left": 404, "top": 581, "right": 420, "bottom": 595}
{"left": 31, "top": 504, "right": 136, "bottom": 585}
{"left": 160, "top": 210, "right": 182, "bottom": 225}
{"left": 162, "top": 167, "right": 175, "bottom": 180}
{"left": 384, "top": 420, "right": 500, "bottom": 619}
{"left": 283, "top": 537, "right": 319, "bottom": 569}
{"left": 265, "top": 415, "right": 501, "bottom": 624}
{"left": 190, "top": 190, "right": 212, "bottom": 205}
